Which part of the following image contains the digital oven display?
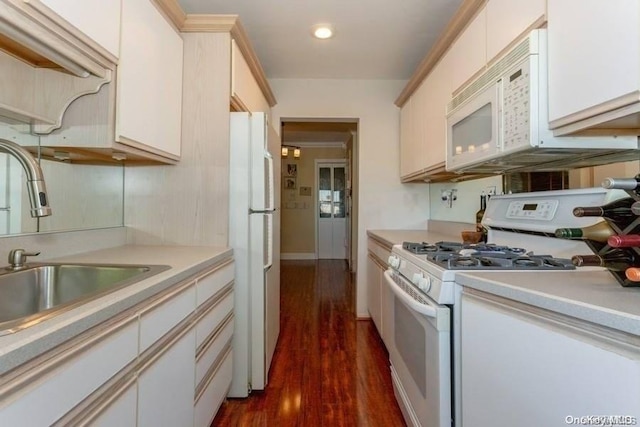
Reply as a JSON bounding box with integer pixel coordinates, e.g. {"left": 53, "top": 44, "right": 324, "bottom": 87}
{"left": 522, "top": 203, "right": 538, "bottom": 211}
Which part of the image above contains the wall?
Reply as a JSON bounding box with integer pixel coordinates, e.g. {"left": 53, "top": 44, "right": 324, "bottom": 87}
{"left": 124, "top": 33, "right": 231, "bottom": 247}
{"left": 280, "top": 146, "right": 345, "bottom": 257}
{"left": 270, "top": 78, "right": 431, "bottom": 317}
{"left": 429, "top": 176, "right": 503, "bottom": 223}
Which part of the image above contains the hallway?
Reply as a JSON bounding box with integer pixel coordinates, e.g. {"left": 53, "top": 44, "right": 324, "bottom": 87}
{"left": 212, "top": 260, "right": 405, "bottom": 426}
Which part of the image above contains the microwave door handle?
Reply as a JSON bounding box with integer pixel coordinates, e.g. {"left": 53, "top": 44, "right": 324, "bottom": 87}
{"left": 496, "top": 79, "right": 503, "bottom": 149}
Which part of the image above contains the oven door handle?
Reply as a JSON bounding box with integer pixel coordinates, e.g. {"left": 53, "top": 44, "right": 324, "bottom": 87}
{"left": 383, "top": 269, "right": 437, "bottom": 318}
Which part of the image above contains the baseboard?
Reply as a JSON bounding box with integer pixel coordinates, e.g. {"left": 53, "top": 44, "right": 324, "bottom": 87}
{"left": 281, "top": 252, "right": 317, "bottom": 260}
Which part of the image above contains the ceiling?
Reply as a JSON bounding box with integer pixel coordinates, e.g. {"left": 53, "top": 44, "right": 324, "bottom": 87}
{"left": 177, "top": 0, "right": 463, "bottom": 80}
{"left": 178, "top": 0, "right": 462, "bottom": 144}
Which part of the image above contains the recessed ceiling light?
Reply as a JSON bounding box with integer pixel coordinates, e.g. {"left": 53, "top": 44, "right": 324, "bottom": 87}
{"left": 312, "top": 24, "right": 334, "bottom": 39}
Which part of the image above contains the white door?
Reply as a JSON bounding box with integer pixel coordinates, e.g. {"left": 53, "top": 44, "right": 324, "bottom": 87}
{"left": 317, "top": 161, "right": 347, "bottom": 259}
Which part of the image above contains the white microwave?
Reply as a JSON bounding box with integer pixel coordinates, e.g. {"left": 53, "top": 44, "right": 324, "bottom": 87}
{"left": 445, "top": 29, "right": 638, "bottom": 173}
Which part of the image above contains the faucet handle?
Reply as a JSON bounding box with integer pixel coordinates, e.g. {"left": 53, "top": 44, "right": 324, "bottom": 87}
{"left": 8, "top": 249, "right": 40, "bottom": 270}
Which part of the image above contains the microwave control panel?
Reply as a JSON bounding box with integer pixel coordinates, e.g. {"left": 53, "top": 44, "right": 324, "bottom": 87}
{"left": 505, "top": 200, "right": 558, "bottom": 221}
{"left": 502, "top": 58, "right": 531, "bottom": 149}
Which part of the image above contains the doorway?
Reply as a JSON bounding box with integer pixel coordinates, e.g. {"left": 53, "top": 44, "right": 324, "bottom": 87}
{"left": 316, "top": 160, "right": 347, "bottom": 259}
{"left": 279, "top": 119, "right": 358, "bottom": 270}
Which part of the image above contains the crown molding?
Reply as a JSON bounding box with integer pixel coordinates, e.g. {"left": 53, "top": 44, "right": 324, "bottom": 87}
{"left": 395, "top": 0, "right": 486, "bottom": 107}
{"left": 152, "top": 0, "right": 186, "bottom": 30}
{"left": 181, "top": 14, "right": 276, "bottom": 107}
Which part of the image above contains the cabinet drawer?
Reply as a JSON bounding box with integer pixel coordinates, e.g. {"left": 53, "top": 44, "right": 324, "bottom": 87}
{"left": 367, "top": 239, "right": 391, "bottom": 264}
{"left": 194, "top": 348, "right": 233, "bottom": 427}
{"left": 197, "top": 261, "right": 234, "bottom": 307}
{"left": 0, "top": 318, "right": 138, "bottom": 426}
{"left": 139, "top": 284, "right": 196, "bottom": 352}
{"left": 196, "top": 315, "right": 234, "bottom": 388}
{"left": 196, "top": 288, "right": 234, "bottom": 348}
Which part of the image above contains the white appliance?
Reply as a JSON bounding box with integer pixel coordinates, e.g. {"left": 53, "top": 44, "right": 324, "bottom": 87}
{"left": 445, "top": 29, "right": 638, "bottom": 174}
{"left": 385, "top": 188, "right": 615, "bottom": 427}
{"left": 228, "top": 112, "right": 280, "bottom": 397}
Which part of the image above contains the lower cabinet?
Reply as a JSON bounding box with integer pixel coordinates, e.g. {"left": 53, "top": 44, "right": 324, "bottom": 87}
{"left": 138, "top": 329, "right": 196, "bottom": 427}
{"left": 0, "top": 257, "right": 235, "bottom": 426}
{"left": 367, "top": 236, "right": 392, "bottom": 346}
{"left": 461, "top": 289, "right": 640, "bottom": 427}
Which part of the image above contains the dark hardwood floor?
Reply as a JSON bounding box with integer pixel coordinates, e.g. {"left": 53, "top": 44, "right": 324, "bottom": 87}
{"left": 212, "top": 259, "right": 406, "bottom": 426}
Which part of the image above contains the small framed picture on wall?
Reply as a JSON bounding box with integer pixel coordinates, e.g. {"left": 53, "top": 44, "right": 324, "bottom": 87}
{"left": 284, "top": 177, "right": 297, "bottom": 190}
{"left": 286, "top": 163, "right": 297, "bottom": 177}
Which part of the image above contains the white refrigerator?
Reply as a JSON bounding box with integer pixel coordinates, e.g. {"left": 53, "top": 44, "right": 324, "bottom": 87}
{"left": 228, "top": 112, "right": 280, "bottom": 397}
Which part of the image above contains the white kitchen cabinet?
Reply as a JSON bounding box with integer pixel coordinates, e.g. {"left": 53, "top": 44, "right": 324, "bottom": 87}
{"left": 231, "top": 39, "right": 270, "bottom": 114}
{"left": 399, "top": 50, "right": 452, "bottom": 181}
{"left": 461, "top": 289, "right": 640, "bottom": 427}
{"left": 367, "top": 253, "right": 382, "bottom": 334}
{"left": 547, "top": 0, "right": 640, "bottom": 132}
{"left": 449, "top": 6, "right": 486, "bottom": 94}
{"left": 85, "top": 380, "right": 138, "bottom": 427}
{"left": 138, "top": 329, "right": 196, "bottom": 427}
{"left": 485, "top": 0, "right": 545, "bottom": 63}
{"left": 0, "top": 317, "right": 139, "bottom": 426}
{"left": 32, "top": 0, "right": 121, "bottom": 58}
{"left": 367, "top": 236, "right": 392, "bottom": 345}
{"left": 116, "top": 0, "right": 183, "bottom": 159}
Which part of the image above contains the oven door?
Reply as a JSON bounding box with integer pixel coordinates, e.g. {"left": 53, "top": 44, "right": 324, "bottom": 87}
{"left": 383, "top": 269, "right": 451, "bottom": 427}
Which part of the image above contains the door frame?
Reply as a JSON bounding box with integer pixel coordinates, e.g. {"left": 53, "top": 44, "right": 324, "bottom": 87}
{"left": 314, "top": 159, "right": 348, "bottom": 259}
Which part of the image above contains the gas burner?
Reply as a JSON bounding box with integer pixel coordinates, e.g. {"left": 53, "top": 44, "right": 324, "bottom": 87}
{"left": 402, "top": 241, "right": 439, "bottom": 254}
{"left": 450, "top": 257, "right": 480, "bottom": 268}
{"left": 513, "top": 257, "right": 540, "bottom": 267}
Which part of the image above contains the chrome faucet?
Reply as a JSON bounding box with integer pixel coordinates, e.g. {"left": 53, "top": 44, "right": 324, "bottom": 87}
{"left": 0, "top": 138, "right": 52, "bottom": 217}
{"left": 7, "top": 249, "right": 40, "bottom": 270}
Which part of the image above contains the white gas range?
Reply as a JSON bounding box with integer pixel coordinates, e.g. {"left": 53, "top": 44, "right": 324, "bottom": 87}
{"left": 384, "top": 187, "right": 623, "bottom": 427}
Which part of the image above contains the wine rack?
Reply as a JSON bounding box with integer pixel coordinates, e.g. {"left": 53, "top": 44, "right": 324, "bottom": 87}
{"left": 583, "top": 182, "right": 640, "bottom": 287}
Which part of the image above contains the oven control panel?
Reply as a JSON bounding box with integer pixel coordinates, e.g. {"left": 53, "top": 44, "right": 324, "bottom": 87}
{"left": 505, "top": 199, "right": 558, "bottom": 221}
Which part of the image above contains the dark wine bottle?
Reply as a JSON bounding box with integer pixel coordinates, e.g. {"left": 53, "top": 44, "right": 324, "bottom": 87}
{"left": 571, "top": 250, "right": 637, "bottom": 271}
{"left": 572, "top": 197, "right": 637, "bottom": 229}
{"left": 601, "top": 175, "right": 640, "bottom": 191}
{"left": 608, "top": 234, "right": 640, "bottom": 248}
{"left": 555, "top": 221, "right": 616, "bottom": 243}
{"left": 475, "top": 192, "right": 486, "bottom": 231}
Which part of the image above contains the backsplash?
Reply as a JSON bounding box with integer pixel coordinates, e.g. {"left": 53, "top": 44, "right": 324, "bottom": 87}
{"left": 429, "top": 176, "right": 503, "bottom": 223}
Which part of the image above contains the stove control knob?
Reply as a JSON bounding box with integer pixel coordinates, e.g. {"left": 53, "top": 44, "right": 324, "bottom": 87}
{"left": 418, "top": 276, "right": 432, "bottom": 292}
{"left": 388, "top": 256, "right": 400, "bottom": 269}
{"left": 411, "top": 272, "right": 423, "bottom": 285}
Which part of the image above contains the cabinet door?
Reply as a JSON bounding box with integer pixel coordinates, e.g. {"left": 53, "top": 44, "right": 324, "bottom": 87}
{"left": 89, "top": 382, "right": 137, "bottom": 427}
{"left": 547, "top": 0, "right": 640, "bottom": 124}
{"left": 367, "top": 253, "right": 382, "bottom": 334}
{"left": 138, "top": 329, "right": 196, "bottom": 427}
{"left": 36, "top": 0, "right": 121, "bottom": 57}
{"left": 485, "top": 0, "right": 545, "bottom": 63}
{"left": 231, "top": 40, "right": 270, "bottom": 113}
{"left": 399, "top": 97, "right": 414, "bottom": 178}
{"left": 117, "top": 0, "right": 183, "bottom": 158}
{"left": 422, "top": 52, "right": 452, "bottom": 169}
{"left": 461, "top": 291, "right": 640, "bottom": 427}
{"left": 449, "top": 7, "right": 486, "bottom": 93}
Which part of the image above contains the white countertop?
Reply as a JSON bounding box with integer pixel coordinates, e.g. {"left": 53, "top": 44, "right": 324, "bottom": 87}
{"left": 455, "top": 269, "right": 640, "bottom": 336}
{"left": 367, "top": 229, "right": 467, "bottom": 249}
{"left": 0, "top": 245, "right": 232, "bottom": 375}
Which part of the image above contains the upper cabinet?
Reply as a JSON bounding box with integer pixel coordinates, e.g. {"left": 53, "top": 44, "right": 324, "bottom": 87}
{"left": 231, "top": 39, "right": 270, "bottom": 114}
{"left": 32, "top": 0, "right": 121, "bottom": 58}
{"left": 116, "top": 0, "right": 183, "bottom": 159}
{"left": 485, "top": 0, "right": 545, "bottom": 64}
{"left": 396, "top": 0, "right": 548, "bottom": 182}
{"left": 547, "top": 0, "right": 640, "bottom": 135}
{"left": 449, "top": 6, "right": 486, "bottom": 93}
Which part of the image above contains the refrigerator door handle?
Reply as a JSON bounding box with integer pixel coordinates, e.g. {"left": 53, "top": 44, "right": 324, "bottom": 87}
{"left": 265, "top": 151, "right": 275, "bottom": 212}
{"left": 265, "top": 213, "right": 273, "bottom": 270}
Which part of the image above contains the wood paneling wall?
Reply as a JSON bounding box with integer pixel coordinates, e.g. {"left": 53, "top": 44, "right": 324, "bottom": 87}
{"left": 124, "top": 33, "right": 231, "bottom": 246}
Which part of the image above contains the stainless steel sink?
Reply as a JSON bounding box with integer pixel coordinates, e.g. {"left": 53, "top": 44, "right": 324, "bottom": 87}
{"left": 0, "top": 263, "right": 170, "bottom": 335}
